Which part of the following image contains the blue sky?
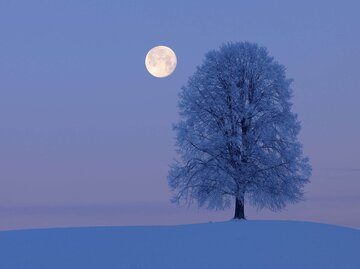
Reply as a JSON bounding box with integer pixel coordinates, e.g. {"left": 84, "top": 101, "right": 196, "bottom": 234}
{"left": 0, "top": 0, "right": 359, "bottom": 229}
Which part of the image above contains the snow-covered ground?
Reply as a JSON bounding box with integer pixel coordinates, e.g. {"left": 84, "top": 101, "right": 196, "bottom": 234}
{"left": 0, "top": 220, "right": 358, "bottom": 269}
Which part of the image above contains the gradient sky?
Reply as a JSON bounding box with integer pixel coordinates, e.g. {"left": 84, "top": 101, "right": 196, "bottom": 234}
{"left": 0, "top": 0, "right": 359, "bottom": 230}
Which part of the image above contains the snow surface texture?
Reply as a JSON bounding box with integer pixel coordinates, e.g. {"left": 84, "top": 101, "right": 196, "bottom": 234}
{"left": 0, "top": 221, "right": 359, "bottom": 269}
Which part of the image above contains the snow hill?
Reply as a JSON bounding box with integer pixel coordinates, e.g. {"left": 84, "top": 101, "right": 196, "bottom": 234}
{"left": 0, "top": 220, "right": 359, "bottom": 269}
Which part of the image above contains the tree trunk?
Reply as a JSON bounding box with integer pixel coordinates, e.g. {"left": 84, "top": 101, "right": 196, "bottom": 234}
{"left": 234, "top": 197, "right": 245, "bottom": 219}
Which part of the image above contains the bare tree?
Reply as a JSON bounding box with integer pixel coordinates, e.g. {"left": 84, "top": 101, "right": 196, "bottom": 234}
{"left": 168, "top": 42, "right": 311, "bottom": 219}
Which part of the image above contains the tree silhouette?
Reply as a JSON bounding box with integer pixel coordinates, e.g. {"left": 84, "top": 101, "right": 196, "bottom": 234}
{"left": 168, "top": 42, "right": 311, "bottom": 219}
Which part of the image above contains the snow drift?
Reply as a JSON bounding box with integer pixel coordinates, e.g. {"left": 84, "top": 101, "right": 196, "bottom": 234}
{"left": 0, "top": 220, "right": 358, "bottom": 269}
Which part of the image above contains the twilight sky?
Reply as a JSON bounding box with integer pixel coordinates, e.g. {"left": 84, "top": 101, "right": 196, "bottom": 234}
{"left": 0, "top": 0, "right": 359, "bottom": 230}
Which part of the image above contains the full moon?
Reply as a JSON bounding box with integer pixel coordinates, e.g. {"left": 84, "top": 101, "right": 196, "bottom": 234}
{"left": 145, "top": 46, "right": 177, "bottom": 78}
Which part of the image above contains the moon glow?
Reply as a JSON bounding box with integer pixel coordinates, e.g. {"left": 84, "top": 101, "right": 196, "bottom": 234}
{"left": 145, "top": 46, "right": 177, "bottom": 78}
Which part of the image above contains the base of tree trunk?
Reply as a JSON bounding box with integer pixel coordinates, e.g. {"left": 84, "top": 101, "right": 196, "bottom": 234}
{"left": 234, "top": 197, "right": 246, "bottom": 219}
